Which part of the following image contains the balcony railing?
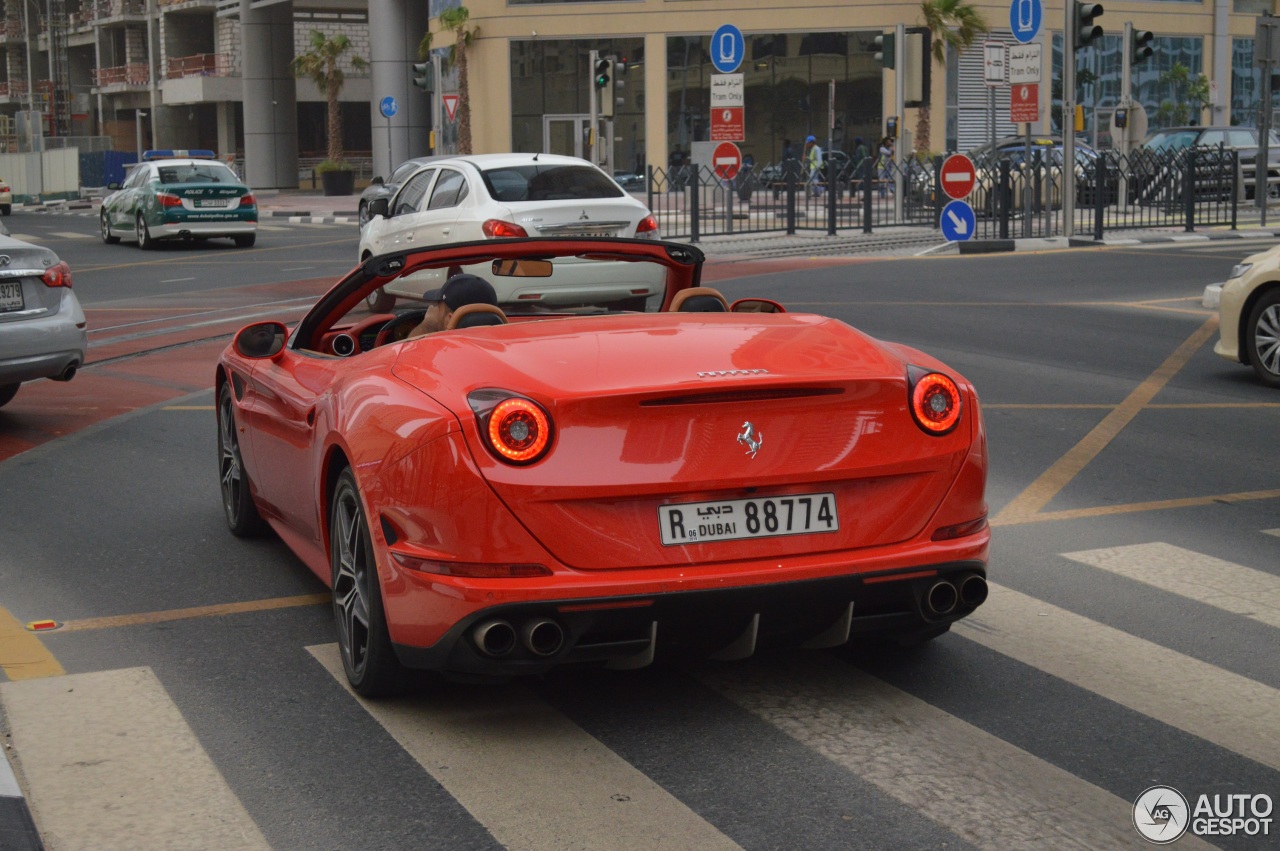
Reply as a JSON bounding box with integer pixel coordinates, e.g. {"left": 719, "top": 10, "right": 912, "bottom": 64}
{"left": 2, "top": 20, "right": 24, "bottom": 39}
{"left": 92, "top": 0, "right": 146, "bottom": 18}
{"left": 166, "top": 53, "right": 230, "bottom": 79}
{"left": 0, "top": 81, "right": 30, "bottom": 98}
{"left": 92, "top": 64, "right": 149, "bottom": 86}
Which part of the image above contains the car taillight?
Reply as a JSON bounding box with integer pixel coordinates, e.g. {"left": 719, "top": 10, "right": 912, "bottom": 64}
{"left": 908, "top": 368, "right": 961, "bottom": 435}
{"left": 40, "top": 261, "right": 72, "bottom": 288}
{"left": 635, "top": 214, "right": 660, "bottom": 239}
{"left": 468, "top": 390, "right": 554, "bottom": 465}
{"left": 482, "top": 219, "right": 528, "bottom": 239}
{"left": 157, "top": 192, "right": 183, "bottom": 208}
{"left": 240, "top": 193, "right": 255, "bottom": 207}
{"left": 390, "top": 553, "right": 552, "bottom": 578}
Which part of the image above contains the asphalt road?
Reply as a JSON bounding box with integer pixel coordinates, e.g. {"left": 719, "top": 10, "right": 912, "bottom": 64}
{"left": 1, "top": 212, "right": 1276, "bottom": 850}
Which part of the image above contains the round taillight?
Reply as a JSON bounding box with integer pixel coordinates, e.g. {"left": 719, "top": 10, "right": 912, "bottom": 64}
{"left": 910, "top": 372, "right": 961, "bottom": 435}
{"left": 40, "top": 261, "right": 72, "bottom": 288}
{"left": 486, "top": 397, "right": 552, "bottom": 463}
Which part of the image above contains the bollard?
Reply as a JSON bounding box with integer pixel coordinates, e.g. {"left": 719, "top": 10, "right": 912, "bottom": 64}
{"left": 689, "top": 167, "right": 700, "bottom": 243}
{"left": 827, "top": 158, "right": 837, "bottom": 236}
{"left": 786, "top": 170, "right": 797, "bottom": 235}
{"left": 999, "top": 160, "right": 1011, "bottom": 240}
{"left": 1093, "top": 152, "right": 1106, "bottom": 241}
{"left": 1184, "top": 148, "right": 1196, "bottom": 233}
{"left": 862, "top": 157, "right": 873, "bottom": 234}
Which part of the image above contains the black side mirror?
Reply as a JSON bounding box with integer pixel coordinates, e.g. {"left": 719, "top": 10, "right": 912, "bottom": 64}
{"left": 368, "top": 198, "right": 390, "bottom": 219}
{"left": 371, "top": 176, "right": 385, "bottom": 186}
{"left": 234, "top": 321, "right": 288, "bottom": 358}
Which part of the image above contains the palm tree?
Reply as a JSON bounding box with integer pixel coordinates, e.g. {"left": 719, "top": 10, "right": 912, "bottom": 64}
{"left": 290, "top": 30, "right": 368, "bottom": 166}
{"left": 917, "top": 0, "right": 990, "bottom": 154}
{"left": 419, "top": 6, "right": 479, "bottom": 154}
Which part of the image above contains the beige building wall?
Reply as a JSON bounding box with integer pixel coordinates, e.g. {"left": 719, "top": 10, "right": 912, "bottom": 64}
{"left": 433, "top": 0, "right": 1271, "bottom": 164}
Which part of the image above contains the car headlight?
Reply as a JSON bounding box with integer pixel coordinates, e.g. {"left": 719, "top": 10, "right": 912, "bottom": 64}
{"left": 1228, "top": 263, "right": 1252, "bottom": 280}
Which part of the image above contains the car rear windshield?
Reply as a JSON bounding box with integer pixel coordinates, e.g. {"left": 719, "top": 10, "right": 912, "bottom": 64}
{"left": 157, "top": 163, "right": 239, "bottom": 184}
{"left": 481, "top": 165, "right": 624, "bottom": 203}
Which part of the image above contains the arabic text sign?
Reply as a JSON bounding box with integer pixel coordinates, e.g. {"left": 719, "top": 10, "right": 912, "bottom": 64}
{"left": 1008, "top": 43, "right": 1042, "bottom": 85}
{"left": 710, "top": 74, "right": 744, "bottom": 108}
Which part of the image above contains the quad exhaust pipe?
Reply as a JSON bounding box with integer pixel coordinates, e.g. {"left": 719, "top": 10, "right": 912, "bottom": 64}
{"left": 921, "top": 574, "right": 988, "bottom": 619}
{"left": 472, "top": 617, "right": 565, "bottom": 658}
{"left": 472, "top": 620, "right": 517, "bottom": 657}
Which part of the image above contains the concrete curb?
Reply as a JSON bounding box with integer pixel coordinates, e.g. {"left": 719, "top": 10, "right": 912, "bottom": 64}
{"left": 0, "top": 743, "right": 43, "bottom": 850}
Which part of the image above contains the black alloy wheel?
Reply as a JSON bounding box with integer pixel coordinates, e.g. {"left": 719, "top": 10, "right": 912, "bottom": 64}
{"left": 101, "top": 212, "right": 119, "bottom": 244}
{"left": 217, "top": 382, "right": 265, "bottom": 536}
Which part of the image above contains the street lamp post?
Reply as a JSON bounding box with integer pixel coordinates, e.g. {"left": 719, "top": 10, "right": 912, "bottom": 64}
{"left": 136, "top": 111, "right": 147, "bottom": 162}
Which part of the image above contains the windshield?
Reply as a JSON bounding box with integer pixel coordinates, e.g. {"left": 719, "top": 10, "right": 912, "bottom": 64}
{"left": 156, "top": 163, "right": 240, "bottom": 184}
{"left": 481, "top": 165, "right": 624, "bottom": 203}
{"left": 1143, "top": 130, "right": 1202, "bottom": 152}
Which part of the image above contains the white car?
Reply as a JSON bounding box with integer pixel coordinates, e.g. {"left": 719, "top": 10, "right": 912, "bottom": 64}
{"left": 359, "top": 153, "right": 662, "bottom": 311}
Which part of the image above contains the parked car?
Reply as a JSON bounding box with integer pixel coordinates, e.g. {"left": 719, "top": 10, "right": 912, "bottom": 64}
{"left": 0, "top": 235, "right": 85, "bottom": 407}
{"left": 100, "top": 150, "right": 257, "bottom": 249}
{"left": 1207, "top": 245, "right": 1280, "bottom": 387}
{"left": 612, "top": 171, "right": 645, "bottom": 190}
{"left": 359, "top": 153, "right": 662, "bottom": 311}
{"left": 216, "top": 235, "right": 989, "bottom": 696}
{"left": 359, "top": 156, "right": 442, "bottom": 226}
{"left": 1139, "top": 126, "right": 1280, "bottom": 201}
{"left": 966, "top": 136, "right": 1099, "bottom": 214}
{"left": 0, "top": 175, "right": 12, "bottom": 216}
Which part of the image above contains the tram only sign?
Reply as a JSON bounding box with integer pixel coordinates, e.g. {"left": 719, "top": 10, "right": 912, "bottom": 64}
{"left": 940, "top": 153, "right": 977, "bottom": 200}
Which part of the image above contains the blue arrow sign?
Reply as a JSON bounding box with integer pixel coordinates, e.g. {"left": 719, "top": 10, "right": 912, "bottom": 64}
{"left": 1009, "top": 0, "right": 1042, "bottom": 44}
{"left": 379, "top": 96, "right": 398, "bottom": 119}
{"left": 711, "top": 24, "right": 745, "bottom": 73}
{"left": 940, "top": 200, "right": 976, "bottom": 242}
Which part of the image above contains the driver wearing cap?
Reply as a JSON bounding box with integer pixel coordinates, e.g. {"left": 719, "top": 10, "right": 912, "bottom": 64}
{"left": 406, "top": 273, "right": 499, "bottom": 338}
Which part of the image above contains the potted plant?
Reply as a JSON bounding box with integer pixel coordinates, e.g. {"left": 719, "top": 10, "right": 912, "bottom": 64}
{"left": 291, "top": 30, "right": 368, "bottom": 195}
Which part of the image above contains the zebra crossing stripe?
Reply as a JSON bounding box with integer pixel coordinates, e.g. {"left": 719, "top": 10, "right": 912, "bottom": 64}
{"left": 0, "top": 667, "right": 270, "bottom": 850}
{"left": 701, "top": 654, "right": 1219, "bottom": 850}
{"left": 954, "top": 583, "right": 1280, "bottom": 771}
{"left": 308, "top": 644, "right": 743, "bottom": 851}
{"left": 1063, "top": 542, "right": 1280, "bottom": 630}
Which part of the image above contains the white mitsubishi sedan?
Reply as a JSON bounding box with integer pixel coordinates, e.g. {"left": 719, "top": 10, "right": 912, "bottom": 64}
{"left": 358, "top": 154, "right": 661, "bottom": 312}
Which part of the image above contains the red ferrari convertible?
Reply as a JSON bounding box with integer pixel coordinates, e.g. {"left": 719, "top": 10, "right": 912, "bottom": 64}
{"left": 217, "top": 238, "right": 989, "bottom": 696}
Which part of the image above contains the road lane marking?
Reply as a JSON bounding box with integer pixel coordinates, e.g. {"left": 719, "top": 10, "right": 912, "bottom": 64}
{"left": 954, "top": 583, "right": 1280, "bottom": 772}
{"left": 0, "top": 667, "right": 270, "bottom": 850}
{"left": 701, "top": 655, "right": 1215, "bottom": 850}
{"left": 0, "top": 604, "right": 64, "bottom": 680}
{"left": 56, "top": 593, "right": 329, "bottom": 633}
{"left": 993, "top": 315, "right": 1220, "bottom": 526}
{"left": 160, "top": 277, "right": 196, "bottom": 283}
{"left": 1063, "top": 542, "right": 1280, "bottom": 629}
{"left": 308, "top": 644, "right": 743, "bottom": 851}
{"left": 163, "top": 405, "right": 215, "bottom": 410}
{"left": 986, "top": 403, "right": 1280, "bottom": 409}
{"left": 992, "top": 488, "right": 1280, "bottom": 526}
{"left": 48, "top": 231, "right": 92, "bottom": 239}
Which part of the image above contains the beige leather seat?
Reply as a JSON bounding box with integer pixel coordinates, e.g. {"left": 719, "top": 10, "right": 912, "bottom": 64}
{"left": 446, "top": 303, "right": 508, "bottom": 330}
{"left": 669, "top": 287, "right": 729, "bottom": 312}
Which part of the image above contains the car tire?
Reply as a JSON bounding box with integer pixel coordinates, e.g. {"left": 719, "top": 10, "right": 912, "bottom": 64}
{"left": 0, "top": 383, "right": 18, "bottom": 407}
{"left": 358, "top": 201, "right": 369, "bottom": 227}
{"left": 0, "top": 204, "right": 10, "bottom": 216}
{"left": 100, "top": 212, "right": 120, "bottom": 245}
{"left": 1245, "top": 289, "right": 1280, "bottom": 388}
{"left": 136, "top": 214, "right": 154, "bottom": 250}
{"left": 217, "top": 381, "right": 266, "bottom": 537}
{"left": 330, "top": 467, "right": 407, "bottom": 697}
{"left": 234, "top": 234, "right": 256, "bottom": 248}
{"left": 366, "top": 287, "right": 396, "bottom": 313}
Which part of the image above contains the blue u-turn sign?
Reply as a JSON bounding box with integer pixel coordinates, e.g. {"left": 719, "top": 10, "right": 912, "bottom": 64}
{"left": 711, "top": 24, "right": 745, "bottom": 73}
{"left": 1010, "top": 0, "right": 1042, "bottom": 44}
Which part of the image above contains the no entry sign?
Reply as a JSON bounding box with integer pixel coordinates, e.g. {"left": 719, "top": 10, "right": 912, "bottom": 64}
{"left": 940, "top": 154, "right": 976, "bottom": 200}
{"left": 712, "top": 141, "right": 742, "bottom": 180}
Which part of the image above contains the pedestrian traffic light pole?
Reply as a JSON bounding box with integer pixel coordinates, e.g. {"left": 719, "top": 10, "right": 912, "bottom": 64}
{"left": 894, "top": 22, "right": 905, "bottom": 222}
{"left": 588, "top": 49, "right": 600, "bottom": 166}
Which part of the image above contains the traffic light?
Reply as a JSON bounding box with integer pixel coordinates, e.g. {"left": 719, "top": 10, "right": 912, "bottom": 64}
{"left": 1074, "top": 2, "right": 1104, "bottom": 50}
{"left": 1131, "top": 29, "right": 1154, "bottom": 63}
{"left": 412, "top": 61, "right": 433, "bottom": 92}
{"left": 610, "top": 58, "right": 626, "bottom": 117}
{"left": 871, "top": 33, "right": 895, "bottom": 69}
{"left": 588, "top": 54, "right": 614, "bottom": 117}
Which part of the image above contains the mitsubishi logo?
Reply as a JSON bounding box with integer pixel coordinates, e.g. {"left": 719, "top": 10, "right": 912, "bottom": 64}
{"left": 736, "top": 421, "right": 763, "bottom": 459}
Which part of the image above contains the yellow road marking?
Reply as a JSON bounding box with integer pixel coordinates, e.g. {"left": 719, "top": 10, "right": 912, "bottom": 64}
{"left": 0, "top": 604, "right": 65, "bottom": 680}
{"left": 57, "top": 593, "right": 329, "bottom": 633}
{"left": 993, "top": 315, "right": 1221, "bottom": 526}
{"left": 992, "top": 489, "right": 1280, "bottom": 527}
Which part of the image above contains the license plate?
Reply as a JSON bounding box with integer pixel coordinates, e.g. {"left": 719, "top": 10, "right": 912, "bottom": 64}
{"left": 0, "top": 280, "right": 23, "bottom": 312}
{"left": 197, "top": 199, "right": 229, "bottom": 208}
{"left": 658, "top": 492, "right": 838, "bottom": 546}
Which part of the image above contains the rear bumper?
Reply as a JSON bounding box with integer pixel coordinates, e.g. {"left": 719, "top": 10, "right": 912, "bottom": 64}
{"left": 0, "top": 349, "right": 83, "bottom": 384}
{"left": 153, "top": 219, "right": 256, "bottom": 239}
{"left": 392, "top": 560, "right": 987, "bottom": 677}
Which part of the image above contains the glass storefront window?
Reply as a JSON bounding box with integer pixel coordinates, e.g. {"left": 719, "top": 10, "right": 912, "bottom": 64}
{"left": 665, "top": 31, "right": 883, "bottom": 167}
